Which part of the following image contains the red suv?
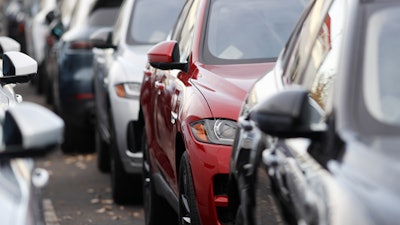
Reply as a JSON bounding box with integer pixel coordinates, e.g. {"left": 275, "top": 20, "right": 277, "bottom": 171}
{"left": 139, "top": 0, "right": 305, "bottom": 224}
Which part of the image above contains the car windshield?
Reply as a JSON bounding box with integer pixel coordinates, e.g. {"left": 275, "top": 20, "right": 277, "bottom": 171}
{"left": 364, "top": 6, "right": 400, "bottom": 126}
{"left": 202, "top": 0, "right": 306, "bottom": 64}
{"left": 127, "top": 0, "right": 184, "bottom": 45}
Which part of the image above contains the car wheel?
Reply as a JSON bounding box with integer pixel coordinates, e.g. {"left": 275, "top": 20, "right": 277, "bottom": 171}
{"left": 110, "top": 127, "right": 141, "bottom": 205}
{"left": 235, "top": 205, "right": 244, "bottom": 225}
{"left": 142, "top": 129, "right": 177, "bottom": 225}
{"left": 178, "top": 152, "right": 201, "bottom": 225}
{"left": 95, "top": 128, "right": 110, "bottom": 173}
{"left": 61, "top": 123, "right": 94, "bottom": 153}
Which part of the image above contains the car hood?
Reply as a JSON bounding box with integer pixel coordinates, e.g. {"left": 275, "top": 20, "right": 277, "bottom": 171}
{"left": 192, "top": 62, "right": 275, "bottom": 120}
{"left": 332, "top": 134, "right": 400, "bottom": 225}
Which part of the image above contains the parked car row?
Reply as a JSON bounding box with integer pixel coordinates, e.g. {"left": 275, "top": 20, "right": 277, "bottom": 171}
{"left": 7, "top": 0, "right": 400, "bottom": 224}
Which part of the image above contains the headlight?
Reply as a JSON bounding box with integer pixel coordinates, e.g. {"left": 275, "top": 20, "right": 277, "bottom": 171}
{"left": 190, "top": 119, "right": 237, "bottom": 145}
{"left": 115, "top": 82, "right": 141, "bottom": 98}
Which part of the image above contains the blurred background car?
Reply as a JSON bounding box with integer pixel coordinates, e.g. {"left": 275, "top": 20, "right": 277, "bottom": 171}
{"left": 0, "top": 100, "right": 64, "bottom": 225}
{"left": 2, "top": 0, "right": 27, "bottom": 52}
{"left": 43, "top": 0, "right": 77, "bottom": 104}
{"left": 49, "top": 0, "right": 123, "bottom": 153}
{"left": 139, "top": 0, "right": 305, "bottom": 224}
{"left": 0, "top": 43, "right": 64, "bottom": 225}
{"left": 24, "top": 0, "right": 57, "bottom": 94}
{"left": 91, "top": 0, "right": 185, "bottom": 204}
{"left": 228, "top": 0, "right": 400, "bottom": 224}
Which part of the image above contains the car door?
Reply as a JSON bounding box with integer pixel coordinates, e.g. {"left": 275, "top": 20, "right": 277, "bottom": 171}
{"left": 256, "top": 0, "right": 347, "bottom": 223}
{"left": 153, "top": 0, "right": 198, "bottom": 189}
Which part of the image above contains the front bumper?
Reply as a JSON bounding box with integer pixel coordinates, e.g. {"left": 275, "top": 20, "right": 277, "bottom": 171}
{"left": 188, "top": 141, "right": 232, "bottom": 225}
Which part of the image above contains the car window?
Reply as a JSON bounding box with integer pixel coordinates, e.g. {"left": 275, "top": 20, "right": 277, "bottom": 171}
{"left": 364, "top": 6, "right": 400, "bottom": 125}
{"left": 69, "top": 0, "right": 95, "bottom": 28}
{"left": 202, "top": 0, "right": 306, "bottom": 65}
{"left": 303, "top": 0, "right": 346, "bottom": 112}
{"left": 88, "top": 8, "right": 120, "bottom": 27}
{"left": 171, "top": 0, "right": 199, "bottom": 62}
{"left": 127, "top": 0, "right": 184, "bottom": 45}
{"left": 284, "top": 0, "right": 333, "bottom": 83}
{"left": 69, "top": 0, "right": 121, "bottom": 28}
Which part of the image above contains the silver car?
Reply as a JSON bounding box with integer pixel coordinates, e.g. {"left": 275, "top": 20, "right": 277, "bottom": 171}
{"left": 91, "top": 0, "right": 184, "bottom": 204}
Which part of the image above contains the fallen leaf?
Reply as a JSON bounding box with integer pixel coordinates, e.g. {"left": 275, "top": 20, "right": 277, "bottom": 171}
{"left": 96, "top": 208, "right": 106, "bottom": 213}
{"left": 101, "top": 199, "right": 113, "bottom": 205}
{"left": 91, "top": 198, "right": 100, "bottom": 204}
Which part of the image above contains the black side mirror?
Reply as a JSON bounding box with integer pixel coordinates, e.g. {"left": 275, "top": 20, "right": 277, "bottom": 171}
{"left": 45, "top": 11, "right": 56, "bottom": 25}
{"left": 90, "top": 27, "right": 115, "bottom": 49}
{"left": 250, "top": 87, "right": 326, "bottom": 139}
{"left": 50, "top": 21, "right": 64, "bottom": 40}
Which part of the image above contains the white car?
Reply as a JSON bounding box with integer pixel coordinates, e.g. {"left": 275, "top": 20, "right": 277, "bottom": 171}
{"left": 0, "top": 37, "right": 64, "bottom": 225}
{"left": 91, "top": 0, "right": 184, "bottom": 204}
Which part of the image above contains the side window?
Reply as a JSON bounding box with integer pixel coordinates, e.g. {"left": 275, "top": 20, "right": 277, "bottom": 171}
{"left": 303, "top": 0, "right": 346, "bottom": 112}
{"left": 172, "top": 0, "right": 199, "bottom": 62}
{"left": 283, "top": 0, "right": 332, "bottom": 84}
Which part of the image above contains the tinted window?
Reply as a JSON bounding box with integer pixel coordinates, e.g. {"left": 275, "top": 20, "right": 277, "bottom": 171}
{"left": 127, "top": 0, "right": 184, "bottom": 45}
{"left": 284, "top": 0, "right": 332, "bottom": 83}
{"left": 303, "top": 0, "right": 345, "bottom": 112}
{"left": 202, "top": 0, "right": 306, "bottom": 65}
{"left": 69, "top": 0, "right": 121, "bottom": 28}
{"left": 88, "top": 8, "right": 120, "bottom": 27}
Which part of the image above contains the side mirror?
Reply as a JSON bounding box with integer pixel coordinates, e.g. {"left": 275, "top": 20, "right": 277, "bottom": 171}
{"left": 0, "top": 102, "right": 64, "bottom": 158}
{"left": 50, "top": 20, "right": 64, "bottom": 40}
{"left": 147, "top": 40, "right": 187, "bottom": 71}
{"left": 250, "top": 87, "right": 326, "bottom": 139}
{"left": 1, "top": 51, "right": 37, "bottom": 84}
{"left": 90, "top": 27, "right": 115, "bottom": 49}
{"left": 45, "top": 10, "right": 56, "bottom": 25}
{"left": 0, "top": 36, "right": 21, "bottom": 57}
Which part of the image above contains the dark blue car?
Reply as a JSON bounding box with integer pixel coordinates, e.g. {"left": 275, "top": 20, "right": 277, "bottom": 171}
{"left": 51, "top": 0, "right": 122, "bottom": 153}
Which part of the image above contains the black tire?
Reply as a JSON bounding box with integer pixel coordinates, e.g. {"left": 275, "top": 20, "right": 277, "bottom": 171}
{"left": 36, "top": 62, "right": 46, "bottom": 94}
{"left": 61, "top": 123, "right": 94, "bottom": 154}
{"left": 142, "top": 129, "right": 177, "bottom": 225}
{"left": 110, "top": 126, "right": 141, "bottom": 205}
{"left": 178, "top": 152, "right": 201, "bottom": 225}
{"left": 235, "top": 205, "right": 244, "bottom": 225}
{"left": 95, "top": 128, "right": 110, "bottom": 173}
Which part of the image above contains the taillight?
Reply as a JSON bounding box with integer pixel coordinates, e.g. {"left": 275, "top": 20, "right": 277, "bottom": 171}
{"left": 69, "top": 41, "right": 94, "bottom": 50}
{"left": 70, "top": 93, "right": 94, "bottom": 100}
{"left": 18, "top": 23, "right": 25, "bottom": 33}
